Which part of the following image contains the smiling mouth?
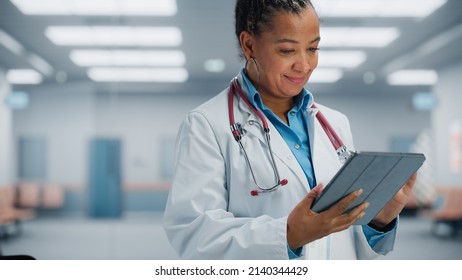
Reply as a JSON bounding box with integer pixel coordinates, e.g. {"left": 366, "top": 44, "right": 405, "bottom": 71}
{"left": 285, "top": 76, "right": 306, "bottom": 85}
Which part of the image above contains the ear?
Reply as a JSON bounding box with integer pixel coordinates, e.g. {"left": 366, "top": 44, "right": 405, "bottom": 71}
{"left": 239, "top": 31, "right": 255, "bottom": 60}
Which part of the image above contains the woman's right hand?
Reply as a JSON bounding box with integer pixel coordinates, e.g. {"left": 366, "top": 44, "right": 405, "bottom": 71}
{"left": 286, "top": 184, "right": 369, "bottom": 250}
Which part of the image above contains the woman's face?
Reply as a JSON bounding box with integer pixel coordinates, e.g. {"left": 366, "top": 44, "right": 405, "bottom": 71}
{"left": 243, "top": 7, "right": 320, "bottom": 102}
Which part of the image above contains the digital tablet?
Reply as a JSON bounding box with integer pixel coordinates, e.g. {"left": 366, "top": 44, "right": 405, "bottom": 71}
{"left": 311, "top": 151, "right": 426, "bottom": 225}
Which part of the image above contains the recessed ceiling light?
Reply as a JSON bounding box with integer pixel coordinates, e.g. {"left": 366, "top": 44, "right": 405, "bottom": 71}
{"left": 308, "top": 68, "right": 344, "bottom": 84}
{"left": 318, "top": 51, "right": 367, "bottom": 68}
{"left": 45, "top": 26, "right": 182, "bottom": 47}
{"left": 321, "top": 27, "right": 400, "bottom": 48}
{"left": 10, "top": 0, "right": 177, "bottom": 16}
{"left": 6, "top": 69, "right": 43, "bottom": 84}
{"left": 87, "top": 67, "right": 188, "bottom": 83}
{"left": 363, "top": 72, "right": 377, "bottom": 85}
{"left": 315, "top": 0, "right": 447, "bottom": 18}
{"left": 387, "top": 69, "right": 438, "bottom": 86}
{"left": 70, "top": 50, "right": 186, "bottom": 67}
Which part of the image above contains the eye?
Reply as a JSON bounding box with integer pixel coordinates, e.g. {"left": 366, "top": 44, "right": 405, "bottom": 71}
{"left": 308, "top": 47, "right": 320, "bottom": 53}
{"left": 280, "top": 49, "right": 295, "bottom": 55}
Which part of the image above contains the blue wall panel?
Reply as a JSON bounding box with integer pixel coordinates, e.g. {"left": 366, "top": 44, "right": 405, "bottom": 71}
{"left": 88, "top": 139, "right": 123, "bottom": 218}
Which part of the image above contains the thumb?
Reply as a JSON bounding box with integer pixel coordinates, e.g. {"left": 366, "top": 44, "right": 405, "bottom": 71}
{"left": 294, "top": 183, "right": 324, "bottom": 212}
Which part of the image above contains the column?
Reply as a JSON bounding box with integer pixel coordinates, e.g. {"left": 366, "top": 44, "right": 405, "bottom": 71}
{"left": 0, "top": 69, "right": 14, "bottom": 187}
{"left": 433, "top": 62, "right": 462, "bottom": 186}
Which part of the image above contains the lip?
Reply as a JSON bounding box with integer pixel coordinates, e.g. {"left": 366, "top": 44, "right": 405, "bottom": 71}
{"left": 285, "top": 75, "right": 306, "bottom": 85}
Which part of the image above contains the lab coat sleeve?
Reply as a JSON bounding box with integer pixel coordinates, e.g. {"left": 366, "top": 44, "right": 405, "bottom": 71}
{"left": 162, "top": 111, "right": 289, "bottom": 259}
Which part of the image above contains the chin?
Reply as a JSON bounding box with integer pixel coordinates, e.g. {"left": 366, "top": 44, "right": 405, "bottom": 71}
{"left": 288, "top": 85, "right": 306, "bottom": 95}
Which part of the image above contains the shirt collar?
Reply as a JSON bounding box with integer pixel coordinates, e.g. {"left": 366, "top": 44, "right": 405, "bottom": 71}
{"left": 240, "top": 69, "right": 314, "bottom": 113}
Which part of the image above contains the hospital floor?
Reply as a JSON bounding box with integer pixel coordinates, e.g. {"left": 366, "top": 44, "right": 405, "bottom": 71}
{"left": 1, "top": 213, "right": 461, "bottom": 260}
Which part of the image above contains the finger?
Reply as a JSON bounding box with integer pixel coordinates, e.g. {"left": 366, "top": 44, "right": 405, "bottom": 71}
{"left": 401, "top": 173, "right": 417, "bottom": 196}
{"left": 347, "top": 201, "right": 369, "bottom": 218}
{"left": 333, "top": 211, "right": 366, "bottom": 232}
{"left": 327, "top": 189, "right": 363, "bottom": 217}
{"left": 335, "top": 202, "right": 369, "bottom": 226}
{"left": 326, "top": 202, "right": 369, "bottom": 233}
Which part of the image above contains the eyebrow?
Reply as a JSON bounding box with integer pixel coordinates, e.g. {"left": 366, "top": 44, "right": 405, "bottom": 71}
{"left": 274, "top": 36, "right": 321, "bottom": 44}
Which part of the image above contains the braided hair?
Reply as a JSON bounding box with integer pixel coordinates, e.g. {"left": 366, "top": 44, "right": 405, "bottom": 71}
{"left": 235, "top": 0, "right": 315, "bottom": 41}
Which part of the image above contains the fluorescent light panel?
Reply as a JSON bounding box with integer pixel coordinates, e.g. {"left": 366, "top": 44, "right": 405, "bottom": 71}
{"left": 387, "top": 69, "right": 438, "bottom": 86}
{"left": 26, "top": 53, "right": 54, "bottom": 76}
{"left": 45, "top": 26, "right": 182, "bottom": 47}
{"left": 0, "top": 29, "right": 25, "bottom": 56}
{"left": 70, "top": 50, "right": 186, "bottom": 67}
{"left": 6, "top": 69, "right": 43, "bottom": 84}
{"left": 315, "top": 0, "right": 447, "bottom": 18}
{"left": 87, "top": 67, "right": 188, "bottom": 83}
{"left": 10, "top": 0, "right": 177, "bottom": 16}
{"left": 318, "top": 51, "right": 367, "bottom": 68}
{"left": 321, "top": 27, "right": 400, "bottom": 48}
{"left": 309, "top": 68, "right": 344, "bottom": 83}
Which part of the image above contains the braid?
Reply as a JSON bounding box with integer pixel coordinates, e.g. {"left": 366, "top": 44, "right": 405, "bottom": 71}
{"left": 235, "top": 0, "right": 314, "bottom": 40}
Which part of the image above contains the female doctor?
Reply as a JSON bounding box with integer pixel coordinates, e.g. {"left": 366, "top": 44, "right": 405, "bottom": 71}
{"left": 163, "top": 0, "right": 416, "bottom": 260}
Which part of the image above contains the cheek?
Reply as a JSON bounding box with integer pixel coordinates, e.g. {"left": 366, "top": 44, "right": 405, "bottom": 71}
{"left": 260, "top": 58, "right": 285, "bottom": 77}
{"left": 267, "top": 59, "right": 294, "bottom": 75}
{"left": 310, "top": 55, "right": 319, "bottom": 69}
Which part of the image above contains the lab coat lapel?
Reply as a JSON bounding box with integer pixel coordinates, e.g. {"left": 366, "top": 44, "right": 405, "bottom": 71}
{"left": 308, "top": 107, "right": 343, "bottom": 185}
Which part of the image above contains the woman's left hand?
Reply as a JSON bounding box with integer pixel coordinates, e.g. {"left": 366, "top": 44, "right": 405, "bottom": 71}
{"left": 369, "top": 173, "right": 417, "bottom": 229}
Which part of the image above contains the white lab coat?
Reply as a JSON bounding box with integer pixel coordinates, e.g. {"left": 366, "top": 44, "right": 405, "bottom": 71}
{"left": 163, "top": 73, "right": 396, "bottom": 259}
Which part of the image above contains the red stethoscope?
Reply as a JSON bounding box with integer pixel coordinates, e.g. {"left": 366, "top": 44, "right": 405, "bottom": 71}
{"left": 228, "top": 78, "right": 350, "bottom": 196}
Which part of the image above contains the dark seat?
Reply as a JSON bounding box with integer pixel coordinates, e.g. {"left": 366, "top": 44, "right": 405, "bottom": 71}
{"left": 0, "top": 255, "right": 36, "bottom": 260}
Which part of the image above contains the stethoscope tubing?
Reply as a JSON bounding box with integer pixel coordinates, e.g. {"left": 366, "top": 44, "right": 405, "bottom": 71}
{"left": 228, "top": 78, "right": 347, "bottom": 195}
{"left": 229, "top": 79, "right": 287, "bottom": 196}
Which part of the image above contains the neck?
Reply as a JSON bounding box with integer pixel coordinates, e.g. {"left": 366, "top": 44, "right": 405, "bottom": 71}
{"left": 260, "top": 95, "right": 293, "bottom": 125}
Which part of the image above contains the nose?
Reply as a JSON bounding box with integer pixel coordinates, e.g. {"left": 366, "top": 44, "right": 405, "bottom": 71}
{"left": 293, "top": 53, "right": 315, "bottom": 73}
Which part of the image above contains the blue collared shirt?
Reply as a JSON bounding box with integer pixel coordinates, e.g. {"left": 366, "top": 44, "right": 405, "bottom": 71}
{"left": 241, "top": 72, "right": 316, "bottom": 188}
{"left": 240, "top": 71, "right": 396, "bottom": 259}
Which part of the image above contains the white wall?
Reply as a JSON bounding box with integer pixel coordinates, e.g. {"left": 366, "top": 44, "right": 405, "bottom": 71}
{"left": 433, "top": 62, "right": 462, "bottom": 186}
{"left": 13, "top": 82, "right": 95, "bottom": 185}
{"left": 93, "top": 90, "right": 212, "bottom": 183}
{"left": 0, "top": 69, "right": 14, "bottom": 186}
{"left": 316, "top": 92, "right": 431, "bottom": 152}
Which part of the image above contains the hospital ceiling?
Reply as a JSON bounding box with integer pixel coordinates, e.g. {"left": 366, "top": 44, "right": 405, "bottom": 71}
{"left": 0, "top": 0, "right": 462, "bottom": 95}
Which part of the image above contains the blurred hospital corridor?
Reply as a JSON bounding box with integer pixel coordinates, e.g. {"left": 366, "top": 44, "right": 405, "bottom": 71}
{"left": 1, "top": 0, "right": 462, "bottom": 261}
